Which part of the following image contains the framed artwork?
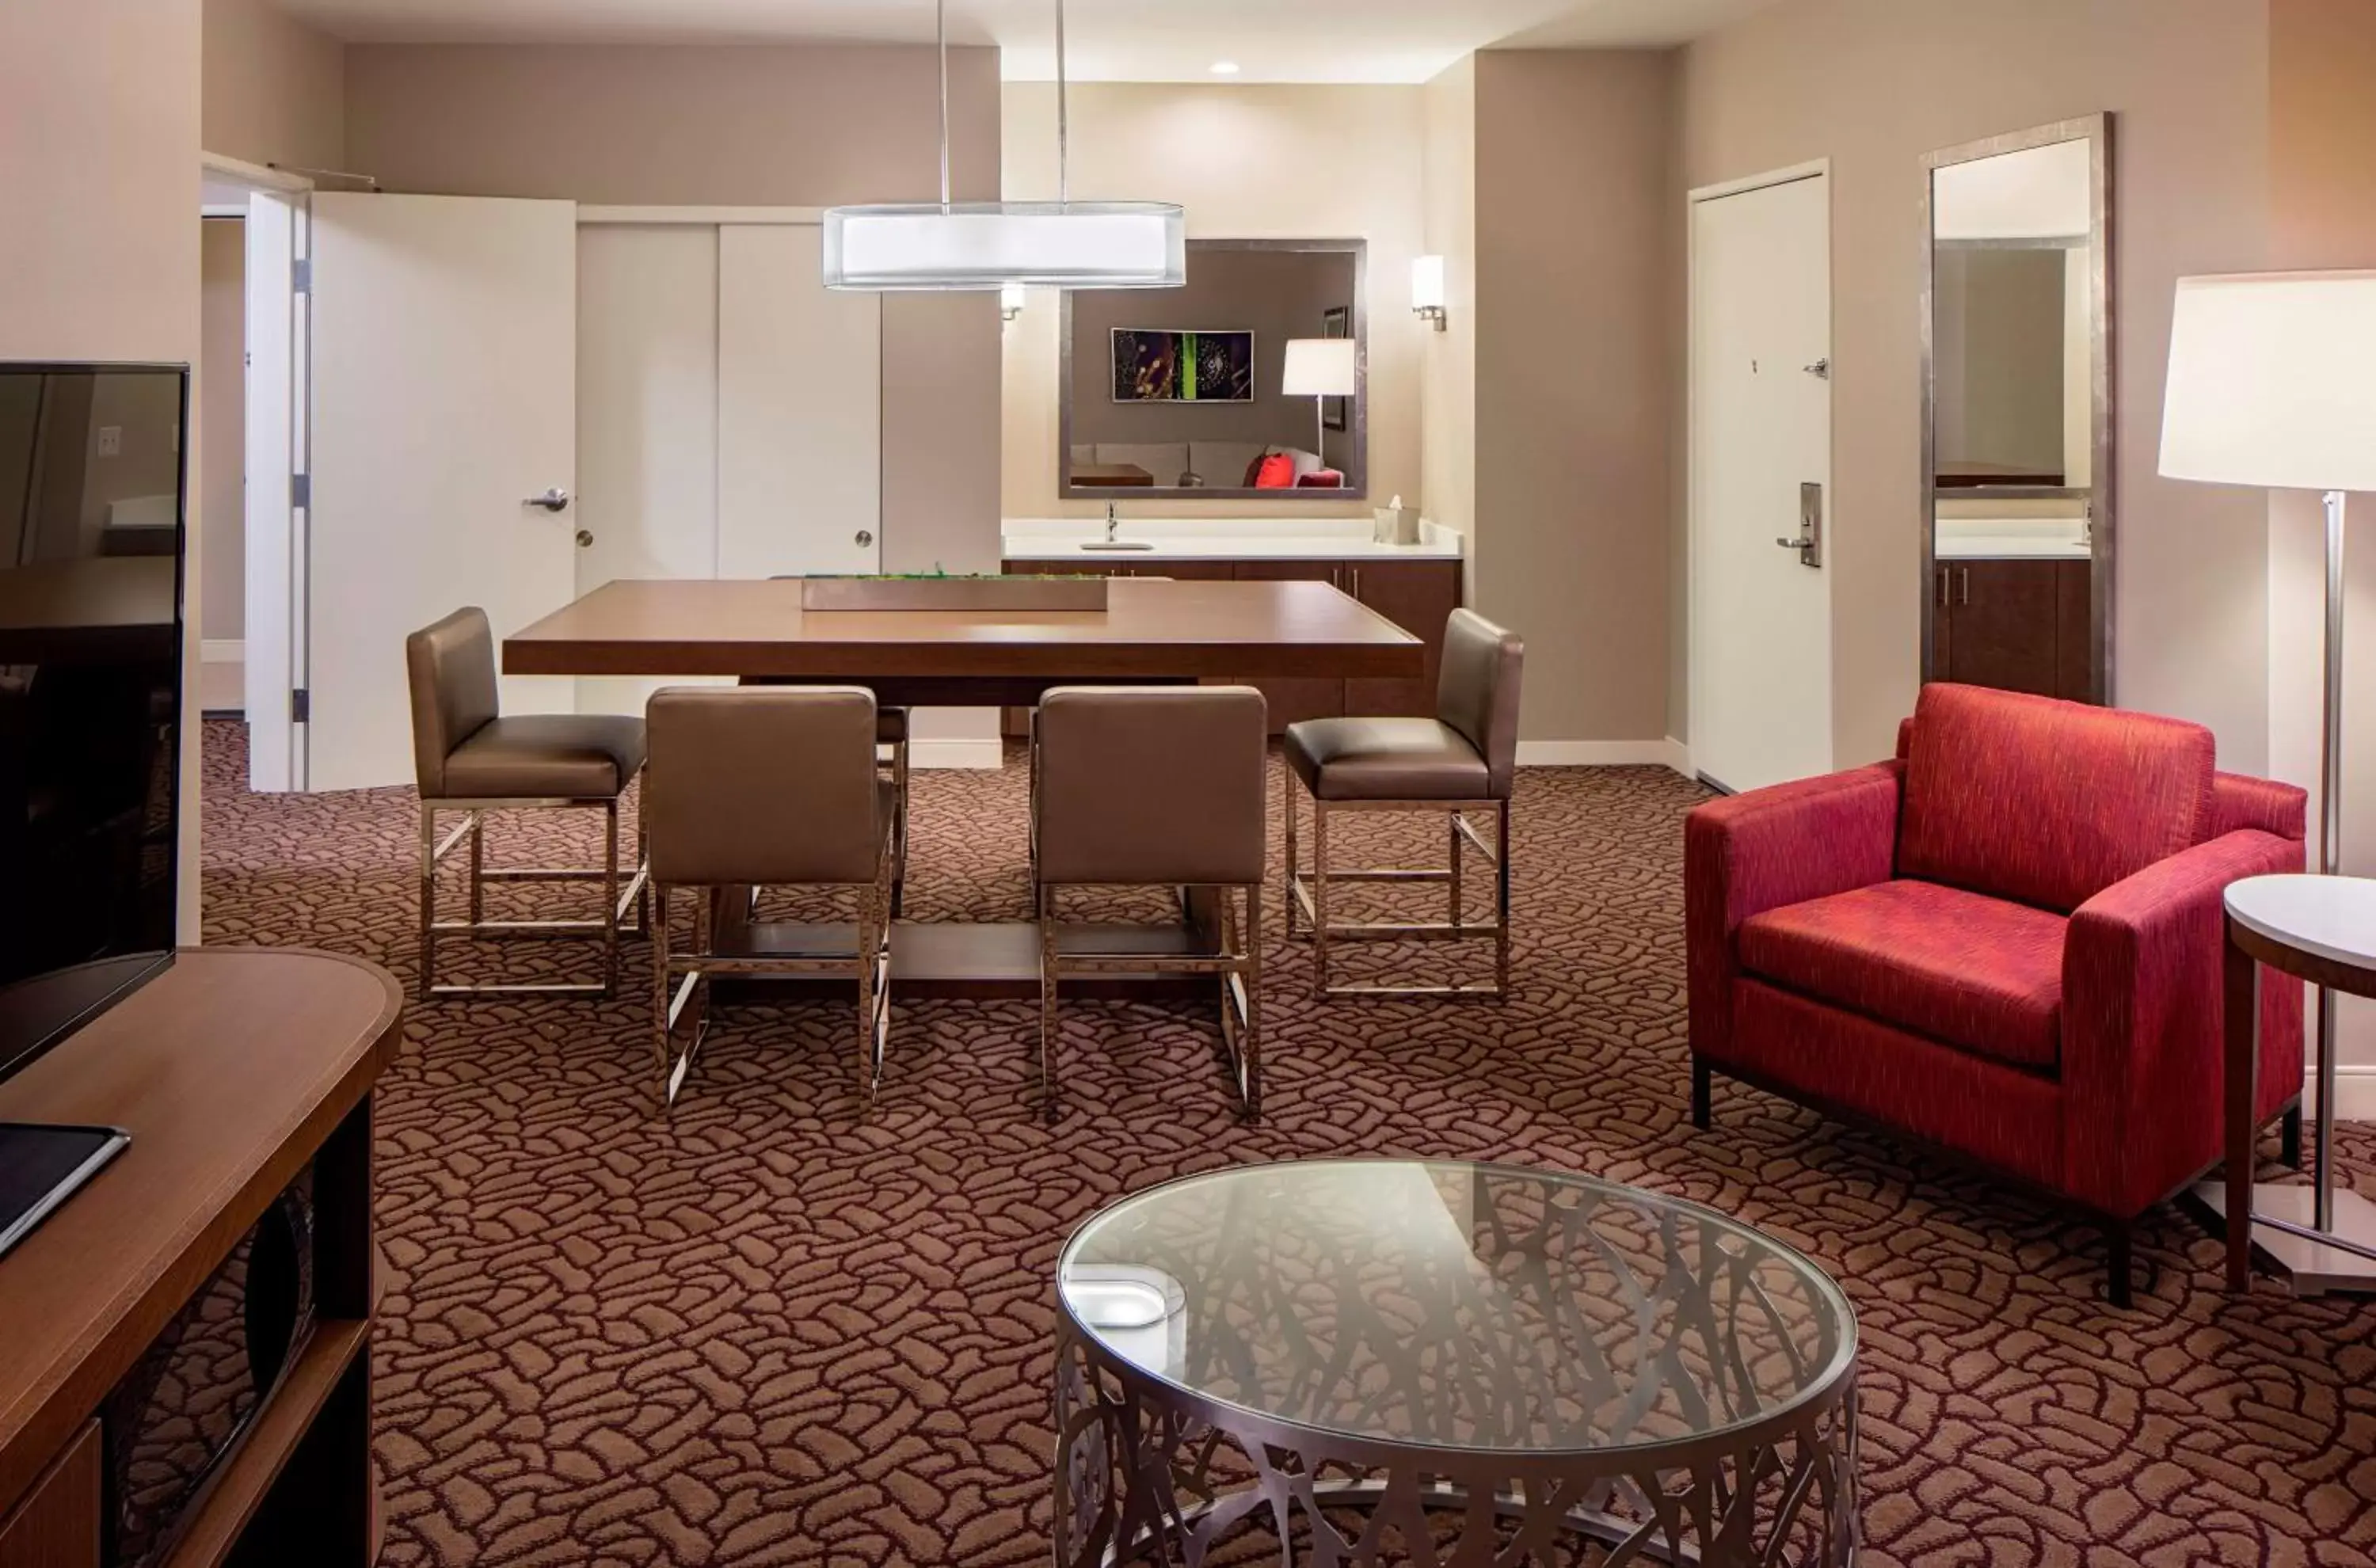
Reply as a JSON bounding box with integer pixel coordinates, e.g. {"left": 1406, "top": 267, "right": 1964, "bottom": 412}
{"left": 1111, "top": 329, "right": 1256, "bottom": 402}
{"left": 1322, "top": 306, "right": 1353, "bottom": 432}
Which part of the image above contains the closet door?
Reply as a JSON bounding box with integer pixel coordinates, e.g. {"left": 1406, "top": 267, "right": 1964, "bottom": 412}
{"left": 575, "top": 224, "right": 722, "bottom": 716}
{"left": 717, "top": 226, "right": 881, "bottom": 578}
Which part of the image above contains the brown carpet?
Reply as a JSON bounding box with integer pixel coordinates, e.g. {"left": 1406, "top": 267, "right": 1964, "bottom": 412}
{"left": 197, "top": 721, "right": 2376, "bottom": 1566}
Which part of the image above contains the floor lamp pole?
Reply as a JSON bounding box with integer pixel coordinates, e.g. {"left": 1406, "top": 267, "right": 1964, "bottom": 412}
{"left": 2317, "top": 488, "right": 2348, "bottom": 1231}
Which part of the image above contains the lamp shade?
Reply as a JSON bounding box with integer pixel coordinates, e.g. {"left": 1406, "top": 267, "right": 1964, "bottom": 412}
{"left": 1281, "top": 337, "right": 1357, "bottom": 398}
{"left": 1411, "top": 254, "right": 1447, "bottom": 312}
{"left": 2161, "top": 270, "right": 2376, "bottom": 492}
{"left": 822, "top": 201, "right": 1186, "bottom": 291}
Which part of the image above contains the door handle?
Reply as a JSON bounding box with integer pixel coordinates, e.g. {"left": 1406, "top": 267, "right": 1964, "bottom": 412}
{"left": 855, "top": 529, "right": 874, "bottom": 548}
{"left": 1775, "top": 481, "right": 1823, "bottom": 568}
{"left": 575, "top": 528, "right": 593, "bottom": 549}
{"left": 524, "top": 488, "right": 571, "bottom": 513}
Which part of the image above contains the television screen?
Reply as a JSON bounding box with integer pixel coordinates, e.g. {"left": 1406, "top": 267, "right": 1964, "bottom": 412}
{"left": 0, "top": 363, "right": 186, "bottom": 1081}
{"left": 1112, "top": 329, "right": 1255, "bottom": 403}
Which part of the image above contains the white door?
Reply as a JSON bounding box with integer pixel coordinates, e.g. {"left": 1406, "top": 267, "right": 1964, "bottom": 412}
{"left": 717, "top": 224, "right": 881, "bottom": 578}
{"left": 1690, "top": 169, "right": 1833, "bottom": 794}
{"left": 242, "top": 189, "right": 305, "bottom": 791}
{"left": 575, "top": 223, "right": 722, "bottom": 717}
{"left": 308, "top": 193, "right": 578, "bottom": 791}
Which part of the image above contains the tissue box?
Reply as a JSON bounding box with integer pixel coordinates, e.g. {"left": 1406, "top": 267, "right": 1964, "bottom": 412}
{"left": 1373, "top": 506, "right": 1420, "bottom": 546}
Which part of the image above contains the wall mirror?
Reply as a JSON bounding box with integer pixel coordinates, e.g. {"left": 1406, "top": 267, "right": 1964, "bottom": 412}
{"left": 1921, "top": 114, "right": 2112, "bottom": 702}
{"left": 1060, "top": 238, "right": 1367, "bottom": 500}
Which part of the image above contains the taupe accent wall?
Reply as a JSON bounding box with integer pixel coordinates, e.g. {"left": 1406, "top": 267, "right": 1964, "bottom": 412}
{"left": 1680, "top": 0, "right": 2276, "bottom": 771}
{"left": 202, "top": 0, "right": 347, "bottom": 173}
{"left": 345, "top": 43, "right": 1006, "bottom": 578}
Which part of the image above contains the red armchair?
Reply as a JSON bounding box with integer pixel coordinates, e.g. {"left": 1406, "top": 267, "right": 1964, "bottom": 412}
{"left": 1685, "top": 683, "right": 2306, "bottom": 1306}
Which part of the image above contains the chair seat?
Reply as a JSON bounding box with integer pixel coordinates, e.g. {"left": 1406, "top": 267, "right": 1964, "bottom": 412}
{"left": 1285, "top": 717, "right": 1491, "bottom": 802}
{"left": 878, "top": 706, "right": 908, "bottom": 745}
{"left": 1736, "top": 878, "right": 2066, "bottom": 1072}
{"left": 440, "top": 714, "right": 647, "bottom": 801}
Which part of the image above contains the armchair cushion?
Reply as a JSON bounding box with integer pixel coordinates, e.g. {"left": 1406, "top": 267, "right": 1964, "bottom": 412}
{"left": 1738, "top": 879, "right": 2066, "bottom": 1071}
{"left": 1899, "top": 683, "right": 2214, "bottom": 914}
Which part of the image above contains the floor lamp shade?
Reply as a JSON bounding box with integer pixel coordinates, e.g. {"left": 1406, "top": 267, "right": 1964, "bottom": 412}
{"left": 2160, "top": 271, "right": 2376, "bottom": 490}
{"left": 1281, "top": 337, "right": 1358, "bottom": 398}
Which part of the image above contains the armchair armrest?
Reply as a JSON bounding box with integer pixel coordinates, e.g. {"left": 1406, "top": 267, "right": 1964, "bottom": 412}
{"left": 1685, "top": 762, "right": 1902, "bottom": 1061}
{"left": 2062, "top": 828, "right": 2306, "bottom": 1216}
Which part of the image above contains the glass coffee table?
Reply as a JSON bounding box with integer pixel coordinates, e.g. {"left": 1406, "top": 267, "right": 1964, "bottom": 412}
{"left": 1054, "top": 1159, "right": 1857, "bottom": 1566}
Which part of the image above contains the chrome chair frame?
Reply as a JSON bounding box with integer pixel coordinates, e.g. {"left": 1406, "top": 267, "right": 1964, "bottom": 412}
{"left": 884, "top": 729, "right": 910, "bottom": 918}
{"left": 651, "top": 820, "right": 895, "bottom": 1109}
{"left": 1283, "top": 786, "right": 1512, "bottom": 999}
{"left": 1037, "top": 880, "right": 1263, "bottom": 1121}
{"left": 417, "top": 794, "right": 650, "bottom": 1001}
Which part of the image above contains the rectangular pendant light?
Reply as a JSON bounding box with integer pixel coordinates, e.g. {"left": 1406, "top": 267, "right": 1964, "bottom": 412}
{"left": 823, "top": 201, "right": 1186, "bottom": 291}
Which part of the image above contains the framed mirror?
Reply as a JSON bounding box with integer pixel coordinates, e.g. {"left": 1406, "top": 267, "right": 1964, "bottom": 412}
{"left": 1921, "top": 114, "right": 2112, "bottom": 702}
{"left": 1060, "top": 238, "right": 1367, "bottom": 500}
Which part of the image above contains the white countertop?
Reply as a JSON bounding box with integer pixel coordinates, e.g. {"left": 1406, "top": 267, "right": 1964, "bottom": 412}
{"left": 2228, "top": 874, "right": 2376, "bottom": 970}
{"left": 1934, "top": 518, "right": 2092, "bottom": 561}
{"left": 1003, "top": 517, "right": 1465, "bottom": 562}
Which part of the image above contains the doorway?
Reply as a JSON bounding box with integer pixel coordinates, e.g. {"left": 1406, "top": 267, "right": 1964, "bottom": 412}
{"left": 1688, "top": 164, "right": 1833, "bottom": 794}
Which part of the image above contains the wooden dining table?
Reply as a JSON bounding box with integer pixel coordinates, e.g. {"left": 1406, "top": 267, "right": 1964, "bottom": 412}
{"left": 504, "top": 576, "right": 1424, "bottom": 997}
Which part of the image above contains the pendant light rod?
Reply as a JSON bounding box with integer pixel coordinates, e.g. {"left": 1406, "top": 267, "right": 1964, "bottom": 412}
{"left": 936, "top": 0, "right": 951, "bottom": 210}
{"left": 1056, "top": 0, "right": 1070, "bottom": 204}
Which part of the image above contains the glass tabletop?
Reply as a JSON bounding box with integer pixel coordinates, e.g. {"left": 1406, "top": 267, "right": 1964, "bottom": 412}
{"left": 1057, "top": 1159, "right": 1856, "bottom": 1458}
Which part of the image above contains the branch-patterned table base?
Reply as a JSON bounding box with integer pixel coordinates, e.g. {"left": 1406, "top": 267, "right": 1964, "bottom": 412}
{"left": 1054, "top": 1323, "right": 1857, "bottom": 1567}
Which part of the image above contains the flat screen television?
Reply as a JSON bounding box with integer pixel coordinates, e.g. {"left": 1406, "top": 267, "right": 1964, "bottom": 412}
{"left": 0, "top": 363, "right": 187, "bottom": 1084}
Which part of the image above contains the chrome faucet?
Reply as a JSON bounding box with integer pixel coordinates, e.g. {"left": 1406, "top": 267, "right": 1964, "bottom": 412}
{"left": 1105, "top": 501, "right": 1120, "bottom": 544}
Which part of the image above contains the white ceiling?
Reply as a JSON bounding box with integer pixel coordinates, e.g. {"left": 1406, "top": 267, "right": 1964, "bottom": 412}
{"left": 278, "top": 0, "right": 1780, "bottom": 82}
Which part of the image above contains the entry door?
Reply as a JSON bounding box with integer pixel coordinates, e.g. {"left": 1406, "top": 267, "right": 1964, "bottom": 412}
{"left": 308, "top": 193, "right": 578, "bottom": 791}
{"left": 1689, "top": 169, "right": 1833, "bottom": 794}
{"left": 717, "top": 224, "right": 881, "bottom": 578}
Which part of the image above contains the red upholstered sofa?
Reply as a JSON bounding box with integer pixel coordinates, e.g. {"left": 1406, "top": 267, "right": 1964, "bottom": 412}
{"left": 1685, "top": 683, "right": 2306, "bottom": 1305}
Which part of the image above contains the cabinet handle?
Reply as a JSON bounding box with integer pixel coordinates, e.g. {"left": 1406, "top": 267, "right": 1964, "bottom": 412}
{"left": 1350, "top": 565, "right": 1363, "bottom": 599}
{"left": 1958, "top": 566, "right": 1970, "bottom": 606}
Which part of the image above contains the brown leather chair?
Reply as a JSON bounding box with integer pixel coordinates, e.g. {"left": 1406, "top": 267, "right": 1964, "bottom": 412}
{"left": 406, "top": 607, "right": 649, "bottom": 1000}
{"left": 1283, "top": 608, "right": 1523, "bottom": 998}
{"left": 758, "top": 580, "right": 909, "bottom": 915}
{"left": 644, "top": 685, "right": 895, "bottom": 1107}
{"left": 1032, "top": 686, "right": 1268, "bottom": 1118}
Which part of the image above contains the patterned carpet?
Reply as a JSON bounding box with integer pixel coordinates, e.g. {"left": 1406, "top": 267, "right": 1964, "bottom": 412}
{"left": 196, "top": 721, "right": 2376, "bottom": 1566}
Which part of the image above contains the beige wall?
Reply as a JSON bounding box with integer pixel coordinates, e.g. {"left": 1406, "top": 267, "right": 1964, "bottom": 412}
{"left": 0, "top": 0, "right": 204, "bottom": 941}
{"left": 1682, "top": 0, "right": 2275, "bottom": 771}
{"left": 1471, "top": 51, "right": 1680, "bottom": 748}
{"left": 200, "top": 219, "right": 246, "bottom": 643}
{"left": 1001, "top": 83, "right": 1426, "bottom": 521}
{"left": 346, "top": 43, "right": 1005, "bottom": 577}
{"left": 1419, "top": 58, "right": 1477, "bottom": 554}
{"left": 202, "top": 0, "right": 345, "bottom": 171}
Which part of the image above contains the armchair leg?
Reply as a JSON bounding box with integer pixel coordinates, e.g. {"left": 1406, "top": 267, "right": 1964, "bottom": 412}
{"left": 1690, "top": 1056, "right": 1712, "bottom": 1130}
{"left": 2104, "top": 1222, "right": 2134, "bottom": 1311}
{"left": 2283, "top": 1103, "right": 2306, "bottom": 1171}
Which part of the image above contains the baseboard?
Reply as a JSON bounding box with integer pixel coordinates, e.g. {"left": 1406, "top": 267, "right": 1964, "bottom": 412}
{"left": 199, "top": 638, "right": 245, "bottom": 714}
{"left": 1517, "top": 737, "right": 1692, "bottom": 778}
{"left": 2325, "top": 1066, "right": 2376, "bottom": 1123}
{"left": 910, "top": 737, "right": 1003, "bottom": 771}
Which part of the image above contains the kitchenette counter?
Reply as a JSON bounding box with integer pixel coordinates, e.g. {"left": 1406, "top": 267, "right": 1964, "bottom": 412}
{"left": 1933, "top": 518, "right": 2092, "bottom": 561}
{"left": 1003, "top": 518, "right": 1464, "bottom": 563}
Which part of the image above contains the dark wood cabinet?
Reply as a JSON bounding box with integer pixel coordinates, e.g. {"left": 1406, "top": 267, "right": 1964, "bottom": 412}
{"left": 1934, "top": 558, "right": 2093, "bottom": 702}
{"left": 1000, "top": 554, "right": 1463, "bottom": 736}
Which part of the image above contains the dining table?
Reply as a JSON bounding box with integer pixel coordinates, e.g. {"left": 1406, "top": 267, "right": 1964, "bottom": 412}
{"left": 503, "top": 575, "right": 1426, "bottom": 998}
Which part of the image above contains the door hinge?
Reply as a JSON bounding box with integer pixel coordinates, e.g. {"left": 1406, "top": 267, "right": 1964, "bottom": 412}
{"left": 291, "top": 473, "right": 310, "bottom": 508}
{"left": 290, "top": 689, "right": 310, "bottom": 724}
{"left": 292, "top": 258, "right": 311, "bottom": 295}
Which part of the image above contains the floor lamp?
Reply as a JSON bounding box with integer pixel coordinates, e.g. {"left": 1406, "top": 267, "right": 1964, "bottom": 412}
{"left": 1282, "top": 338, "right": 1357, "bottom": 472}
{"left": 2162, "top": 269, "right": 2376, "bottom": 1287}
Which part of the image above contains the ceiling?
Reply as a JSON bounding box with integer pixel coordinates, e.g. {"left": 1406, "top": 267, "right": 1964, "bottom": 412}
{"left": 277, "top": 0, "right": 1781, "bottom": 82}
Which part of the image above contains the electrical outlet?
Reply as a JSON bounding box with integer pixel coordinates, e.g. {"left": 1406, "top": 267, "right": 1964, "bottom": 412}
{"left": 96, "top": 425, "right": 122, "bottom": 458}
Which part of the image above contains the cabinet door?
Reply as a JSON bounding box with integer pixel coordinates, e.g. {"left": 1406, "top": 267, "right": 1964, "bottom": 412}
{"left": 1232, "top": 561, "right": 1348, "bottom": 733}
{"left": 2055, "top": 560, "right": 2095, "bottom": 702}
{"left": 1929, "top": 565, "right": 1952, "bottom": 683}
{"left": 1345, "top": 560, "right": 1459, "bottom": 718}
{"left": 1944, "top": 560, "right": 2060, "bottom": 697}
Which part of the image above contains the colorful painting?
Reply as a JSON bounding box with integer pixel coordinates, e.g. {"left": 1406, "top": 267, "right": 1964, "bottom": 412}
{"left": 1111, "top": 329, "right": 1256, "bottom": 403}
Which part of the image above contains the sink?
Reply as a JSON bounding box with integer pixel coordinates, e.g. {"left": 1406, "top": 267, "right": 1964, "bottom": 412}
{"left": 1079, "top": 541, "right": 1158, "bottom": 552}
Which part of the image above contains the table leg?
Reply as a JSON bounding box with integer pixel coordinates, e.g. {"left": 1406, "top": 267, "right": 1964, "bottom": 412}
{"left": 2225, "top": 924, "right": 2260, "bottom": 1292}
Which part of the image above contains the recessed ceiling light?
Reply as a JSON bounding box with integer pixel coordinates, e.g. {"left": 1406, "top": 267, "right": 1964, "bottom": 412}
{"left": 1209, "top": 61, "right": 1241, "bottom": 75}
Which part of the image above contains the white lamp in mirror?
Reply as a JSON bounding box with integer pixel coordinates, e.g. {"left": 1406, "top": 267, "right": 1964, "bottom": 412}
{"left": 1282, "top": 338, "right": 1357, "bottom": 470}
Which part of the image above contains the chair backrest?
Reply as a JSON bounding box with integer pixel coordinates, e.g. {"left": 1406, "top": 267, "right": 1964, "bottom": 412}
{"left": 1034, "top": 687, "right": 1268, "bottom": 887}
{"left": 406, "top": 607, "right": 499, "bottom": 799}
{"left": 645, "top": 686, "right": 882, "bottom": 887}
{"left": 1437, "top": 609, "right": 1524, "bottom": 800}
{"left": 1898, "top": 683, "right": 2216, "bottom": 913}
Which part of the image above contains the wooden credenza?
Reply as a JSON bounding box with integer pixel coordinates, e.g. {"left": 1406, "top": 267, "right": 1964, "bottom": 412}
{"left": 1930, "top": 558, "right": 2093, "bottom": 702}
{"left": 1003, "top": 555, "right": 1464, "bottom": 734}
{"left": 0, "top": 949, "right": 402, "bottom": 1568}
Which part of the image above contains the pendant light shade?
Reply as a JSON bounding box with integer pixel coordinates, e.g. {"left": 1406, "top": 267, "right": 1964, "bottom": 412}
{"left": 823, "top": 200, "right": 1186, "bottom": 291}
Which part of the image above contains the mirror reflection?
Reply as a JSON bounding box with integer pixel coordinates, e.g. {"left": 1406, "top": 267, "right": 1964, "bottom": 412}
{"left": 1924, "top": 123, "right": 2108, "bottom": 703}
{"left": 1061, "top": 239, "right": 1365, "bottom": 498}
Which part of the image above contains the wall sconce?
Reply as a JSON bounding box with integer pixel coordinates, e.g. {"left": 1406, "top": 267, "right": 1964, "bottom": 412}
{"left": 1411, "top": 255, "right": 1447, "bottom": 331}
{"left": 1001, "top": 283, "right": 1026, "bottom": 323}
